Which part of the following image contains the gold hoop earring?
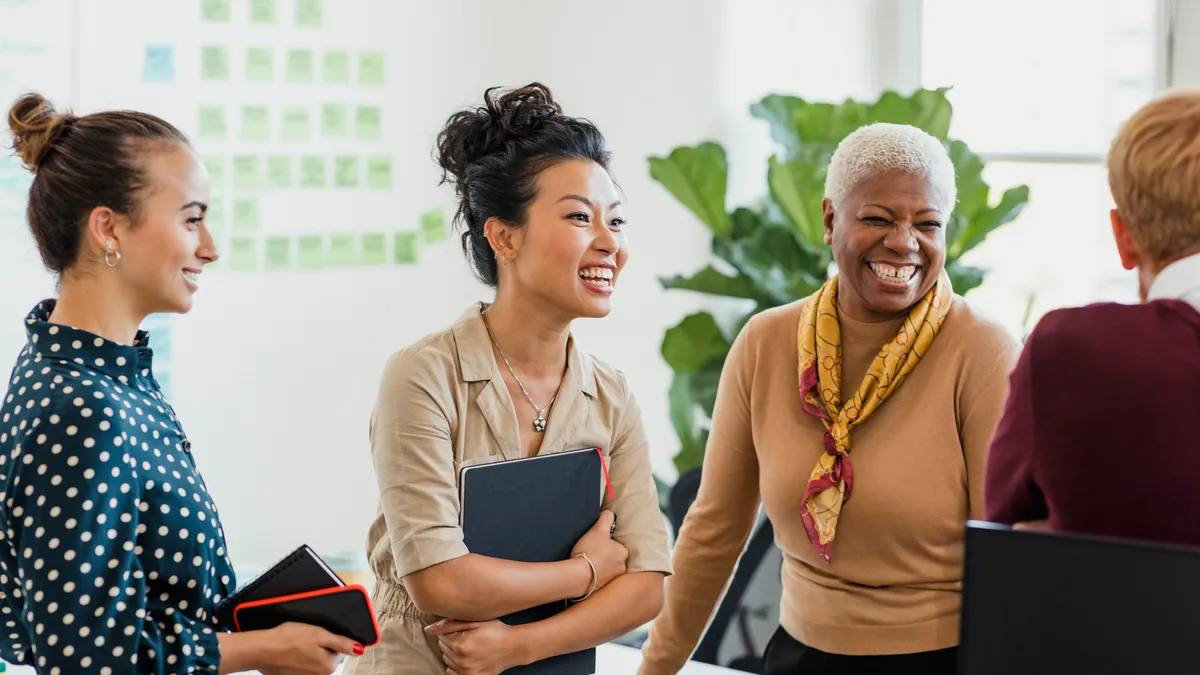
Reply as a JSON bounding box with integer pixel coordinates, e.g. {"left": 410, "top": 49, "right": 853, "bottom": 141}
{"left": 104, "top": 240, "right": 121, "bottom": 268}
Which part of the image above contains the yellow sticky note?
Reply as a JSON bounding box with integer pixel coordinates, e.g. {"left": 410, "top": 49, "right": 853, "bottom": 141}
{"left": 300, "top": 155, "right": 326, "bottom": 187}
{"left": 201, "top": 46, "right": 230, "bottom": 81}
{"left": 359, "top": 52, "right": 384, "bottom": 85}
{"left": 233, "top": 155, "right": 261, "bottom": 189}
{"left": 230, "top": 237, "right": 258, "bottom": 270}
{"left": 393, "top": 232, "right": 418, "bottom": 264}
{"left": 203, "top": 155, "right": 226, "bottom": 187}
{"left": 197, "top": 106, "right": 226, "bottom": 141}
{"left": 249, "top": 0, "right": 276, "bottom": 23}
{"left": 355, "top": 106, "right": 381, "bottom": 141}
{"left": 298, "top": 235, "right": 323, "bottom": 269}
{"left": 362, "top": 233, "right": 386, "bottom": 265}
{"left": 246, "top": 47, "right": 273, "bottom": 82}
{"left": 420, "top": 209, "right": 447, "bottom": 243}
{"left": 296, "top": 0, "right": 322, "bottom": 26}
{"left": 323, "top": 51, "right": 349, "bottom": 83}
{"left": 233, "top": 198, "right": 260, "bottom": 230}
{"left": 366, "top": 157, "right": 391, "bottom": 189}
{"left": 287, "top": 49, "right": 314, "bottom": 82}
{"left": 322, "top": 104, "right": 348, "bottom": 137}
{"left": 282, "top": 107, "right": 310, "bottom": 142}
{"left": 267, "top": 155, "right": 293, "bottom": 188}
{"left": 202, "top": 0, "right": 230, "bottom": 22}
{"left": 334, "top": 156, "right": 358, "bottom": 187}
{"left": 329, "top": 234, "right": 357, "bottom": 267}
{"left": 265, "top": 236, "right": 292, "bottom": 269}
{"left": 241, "top": 106, "right": 270, "bottom": 141}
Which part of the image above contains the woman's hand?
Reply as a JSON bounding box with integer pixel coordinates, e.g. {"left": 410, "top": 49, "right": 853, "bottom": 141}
{"left": 571, "top": 510, "right": 628, "bottom": 593}
{"left": 256, "top": 622, "right": 364, "bottom": 675}
{"left": 426, "top": 619, "right": 530, "bottom": 675}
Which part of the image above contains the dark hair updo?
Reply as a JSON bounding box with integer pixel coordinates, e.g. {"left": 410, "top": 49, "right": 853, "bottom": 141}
{"left": 435, "top": 82, "right": 611, "bottom": 287}
{"left": 7, "top": 92, "right": 190, "bottom": 274}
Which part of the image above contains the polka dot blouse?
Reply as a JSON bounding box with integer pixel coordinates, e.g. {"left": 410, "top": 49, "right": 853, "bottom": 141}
{"left": 0, "top": 301, "right": 236, "bottom": 674}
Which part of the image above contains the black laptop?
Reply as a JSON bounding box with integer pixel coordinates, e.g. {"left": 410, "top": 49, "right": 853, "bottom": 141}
{"left": 959, "top": 520, "right": 1200, "bottom": 675}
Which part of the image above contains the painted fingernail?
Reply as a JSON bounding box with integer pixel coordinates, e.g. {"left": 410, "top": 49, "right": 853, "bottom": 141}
{"left": 353, "top": 644, "right": 365, "bottom": 656}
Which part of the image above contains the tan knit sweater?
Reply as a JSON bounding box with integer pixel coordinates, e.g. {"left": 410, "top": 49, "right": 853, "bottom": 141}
{"left": 639, "top": 295, "right": 1018, "bottom": 672}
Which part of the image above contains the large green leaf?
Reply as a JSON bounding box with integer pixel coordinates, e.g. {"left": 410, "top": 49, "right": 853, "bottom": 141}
{"left": 947, "top": 262, "right": 985, "bottom": 295}
{"left": 948, "top": 185, "right": 1031, "bottom": 261}
{"left": 906, "top": 88, "right": 953, "bottom": 139}
{"left": 669, "top": 372, "right": 699, "bottom": 453}
{"left": 767, "top": 156, "right": 827, "bottom": 252}
{"left": 661, "top": 312, "right": 730, "bottom": 373}
{"left": 750, "top": 95, "right": 806, "bottom": 157}
{"left": 648, "top": 142, "right": 733, "bottom": 238}
{"left": 659, "top": 265, "right": 762, "bottom": 301}
{"left": 689, "top": 357, "right": 725, "bottom": 418}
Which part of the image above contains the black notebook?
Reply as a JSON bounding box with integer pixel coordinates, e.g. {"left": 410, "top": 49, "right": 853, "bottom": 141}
{"left": 214, "top": 544, "right": 345, "bottom": 630}
{"left": 459, "top": 447, "right": 603, "bottom": 675}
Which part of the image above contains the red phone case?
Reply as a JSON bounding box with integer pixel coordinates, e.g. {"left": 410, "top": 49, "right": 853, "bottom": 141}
{"left": 233, "top": 583, "right": 381, "bottom": 646}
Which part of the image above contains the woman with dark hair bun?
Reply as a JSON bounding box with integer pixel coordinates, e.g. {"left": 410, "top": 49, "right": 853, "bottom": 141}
{"left": 348, "top": 83, "right": 672, "bottom": 675}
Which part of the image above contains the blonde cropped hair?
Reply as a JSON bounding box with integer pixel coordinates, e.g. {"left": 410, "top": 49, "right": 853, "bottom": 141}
{"left": 1108, "top": 88, "right": 1200, "bottom": 263}
{"left": 824, "top": 123, "right": 957, "bottom": 215}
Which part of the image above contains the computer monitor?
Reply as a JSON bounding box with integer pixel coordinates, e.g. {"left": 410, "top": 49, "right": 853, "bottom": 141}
{"left": 959, "top": 520, "right": 1200, "bottom": 675}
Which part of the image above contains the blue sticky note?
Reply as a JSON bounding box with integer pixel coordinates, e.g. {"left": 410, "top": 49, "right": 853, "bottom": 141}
{"left": 143, "top": 44, "right": 175, "bottom": 83}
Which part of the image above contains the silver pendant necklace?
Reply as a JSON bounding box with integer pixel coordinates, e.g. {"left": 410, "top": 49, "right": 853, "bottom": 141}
{"left": 482, "top": 311, "right": 557, "bottom": 433}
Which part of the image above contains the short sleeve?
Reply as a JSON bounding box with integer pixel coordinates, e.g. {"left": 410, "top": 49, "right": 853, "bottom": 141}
{"left": 369, "top": 348, "right": 469, "bottom": 578}
{"left": 2, "top": 399, "right": 219, "bottom": 674}
{"left": 605, "top": 378, "right": 672, "bottom": 576}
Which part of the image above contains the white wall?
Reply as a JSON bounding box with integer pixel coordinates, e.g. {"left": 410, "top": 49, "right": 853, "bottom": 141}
{"left": 0, "top": 0, "right": 881, "bottom": 568}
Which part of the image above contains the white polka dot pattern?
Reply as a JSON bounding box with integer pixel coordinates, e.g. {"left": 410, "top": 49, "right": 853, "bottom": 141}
{"left": 0, "top": 302, "right": 235, "bottom": 674}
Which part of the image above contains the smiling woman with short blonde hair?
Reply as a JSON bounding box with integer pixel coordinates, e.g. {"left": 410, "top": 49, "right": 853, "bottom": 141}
{"left": 640, "top": 123, "right": 1019, "bottom": 675}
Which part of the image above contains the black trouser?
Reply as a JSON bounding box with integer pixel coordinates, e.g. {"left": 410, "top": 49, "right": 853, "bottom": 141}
{"left": 763, "top": 627, "right": 958, "bottom": 675}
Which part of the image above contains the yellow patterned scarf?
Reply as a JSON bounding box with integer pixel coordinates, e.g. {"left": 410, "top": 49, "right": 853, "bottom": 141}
{"left": 797, "top": 271, "right": 952, "bottom": 562}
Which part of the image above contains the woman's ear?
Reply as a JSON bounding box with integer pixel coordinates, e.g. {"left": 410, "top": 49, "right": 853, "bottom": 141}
{"left": 485, "top": 217, "right": 521, "bottom": 263}
{"left": 82, "top": 206, "right": 124, "bottom": 262}
{"left": 822, "top": 198, "right": 836, "bottom": 245}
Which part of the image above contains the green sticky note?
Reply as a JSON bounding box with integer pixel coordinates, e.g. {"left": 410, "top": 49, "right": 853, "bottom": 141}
{"left": 362, "top": 233, "right": 386, "bottom": 265}
{"left": 355, "top": 106, "right": 381, "bottom": 141}
{"left": 420, "top": 209, "right": 447, "bottom": 243}
{"left": 282, "top": 107, "right": 310, "bottom": 142}
{"left": 233, "top": 155, "right": 261, "bottom": 189}
{"left": 233, "top": 198, "right": 260, "bottom": 230}
{"left": 202, "top": 0, "right": 230, "bottom": 22}
{"left": 201, "top": 46, "right": 230, "bottom": 81}
{"left": 206, "top": 199, "right": 225, "bottom": 231}
{"left": 249, "top": 0, "right": 276, "bottom": 23}
{"left": 287, "top": 49, "right": 314, "bottom": 82}
{"left": 393, "top": 232, "right": 418, "bottom": 264}
{"left": 265, "top": 236, "right": 292, "bottom": 269}
{"left": 298, "top": 235, "right": 323, "bottom": 269}
{"left": 329, "top": 234, "right": 357, "bottom": 267}
{"left": 334, "top": 156, "right": 358, "bottom": 187}
{"left": 202, "top": 155, "right": 226, "bottom": 187}
{"left": 323, "top": 51, "right": 349, "bottom": 83}
{"left": 296, "top": 0, "right": 322, "bottom": 26}
{"left": 267, "top": 155, "right": 293, "bottom": 188}
{"left": 300, "top": 155, "right": 326, "bottom": 187}
{"left": 230, "top": 237, "right": 258, "bottom": 270}
{"left": 241, "top": 106, "right": 270, "bottom": 141}
{"left": 359, "top": 52, "right": 384, "bottom": 84}
{"left": 197, "top": 106, "right": 226, "bottom": 141}
{"left": 246, "top": 47, "right": 273, "bottom": 82}
{"left": 366, "top": 156, "right": 391, "bottom": 189}
{"left": 322, "top": 104, "right": 348, "bottom": 137}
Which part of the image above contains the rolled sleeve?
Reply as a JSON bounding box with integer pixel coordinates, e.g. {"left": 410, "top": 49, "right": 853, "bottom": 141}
{"left": 370, "top": 347, "right": 469, "bottom": 579}
{"left": 606, "top": 377, "right": 672, "bottom": 576}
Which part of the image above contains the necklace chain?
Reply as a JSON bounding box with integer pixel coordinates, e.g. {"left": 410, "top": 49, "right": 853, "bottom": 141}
{"left": 481, "top": 310, "right": 558, "bottom": 432}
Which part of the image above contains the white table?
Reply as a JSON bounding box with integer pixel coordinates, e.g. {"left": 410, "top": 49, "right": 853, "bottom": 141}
{"left": 1, "top": 642, "right": 739, "bottom": 674}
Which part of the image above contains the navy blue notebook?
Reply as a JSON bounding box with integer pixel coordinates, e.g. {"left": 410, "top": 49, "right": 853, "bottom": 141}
{"left": 458, "top": 447, "right": 603, "bottom": 675}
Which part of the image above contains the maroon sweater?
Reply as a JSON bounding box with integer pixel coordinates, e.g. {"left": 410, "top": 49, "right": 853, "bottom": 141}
{"left": 985, "top": 299, "right": 1200, "bottom": 547}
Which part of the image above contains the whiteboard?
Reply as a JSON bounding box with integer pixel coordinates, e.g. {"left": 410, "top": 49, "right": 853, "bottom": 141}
{"left": 1, "top": 0, "right": 723, "bottom": 571}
